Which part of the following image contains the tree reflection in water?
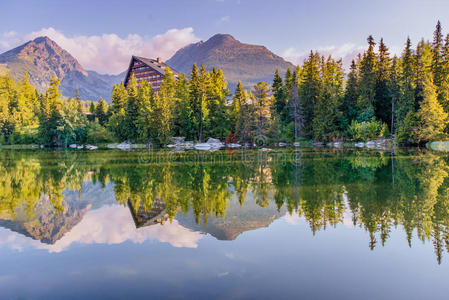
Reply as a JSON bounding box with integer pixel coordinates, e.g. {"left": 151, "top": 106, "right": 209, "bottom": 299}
{"left": 0, "top": 148, "right": 448, "bottom": 263}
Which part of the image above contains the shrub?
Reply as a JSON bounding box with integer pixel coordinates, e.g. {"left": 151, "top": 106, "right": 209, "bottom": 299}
{"left": 347, "top": 118, "right": 386, "bottom": 141}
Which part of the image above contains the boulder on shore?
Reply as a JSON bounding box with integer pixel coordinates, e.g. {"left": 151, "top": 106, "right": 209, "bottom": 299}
{"left": 427, "top": 141, "right": 449, "bottom": 151}
{"left": 170, "top": 137, "right": 185, "bottom": 144}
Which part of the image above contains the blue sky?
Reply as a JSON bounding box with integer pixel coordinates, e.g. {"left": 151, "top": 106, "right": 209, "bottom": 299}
{"left": 1, "top": 0, "right": 449, "bottom": 74}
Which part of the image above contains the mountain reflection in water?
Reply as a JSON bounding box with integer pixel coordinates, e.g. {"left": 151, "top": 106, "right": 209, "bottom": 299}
{"left": 0, "top": 148, "right": 448, "bottom": 264}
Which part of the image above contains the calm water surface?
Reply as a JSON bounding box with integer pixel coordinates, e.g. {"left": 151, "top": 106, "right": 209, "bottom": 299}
{"left": 0, "top": 148, "right": 448, "bottom": 299}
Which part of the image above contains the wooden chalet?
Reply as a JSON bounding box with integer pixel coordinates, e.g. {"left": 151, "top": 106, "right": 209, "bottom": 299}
{"left": 128, "top": 198, "right": 169, "bottom": 228}
{"left": 124, "top": 56, "right": 179, "bottom": 93}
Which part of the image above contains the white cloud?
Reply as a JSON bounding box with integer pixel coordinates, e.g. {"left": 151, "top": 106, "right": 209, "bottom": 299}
{"left": 283, "top": 212, "right": 301, "bottom": 225}
{"left": 283, "top": 42, "right": 403, "bottom": 72}
{"left": 0, "top": 27, "right": 200, "bottom": 74}
{"left": 0, "top": 31, "right": 20, "bottom": 50}
{"left": 282, "top": 43, "right": 366, "bottom": 71}
{"left": 0, "top": 204, "right": 204, "bottom": 253}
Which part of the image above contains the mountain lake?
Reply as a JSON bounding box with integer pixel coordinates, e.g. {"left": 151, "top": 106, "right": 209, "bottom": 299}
{"left": 0, "top": 148, "right": 448, "bottom": 299}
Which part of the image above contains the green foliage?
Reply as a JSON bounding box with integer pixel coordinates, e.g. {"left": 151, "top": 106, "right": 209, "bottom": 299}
{"left": 347, "top": 119, "right": 385, "bottom": 141}
{"left": 4, "top": 21, "right": 449, "bottom": 146}
{"left": 86, "top": 120, "right": 115, "bottom": 144}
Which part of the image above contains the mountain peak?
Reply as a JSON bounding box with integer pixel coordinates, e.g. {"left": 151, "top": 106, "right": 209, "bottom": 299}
{"left": 208, "top": 33, "right": 237, "bottom": 43}
{"left": 32, "top": 36, "right": 53, "bottom": 43}
{"left": 167, "top": 33, "right": 294, "bottom": 90}
{"left": 0, "top": 35, "right": 89, "bottom": 90}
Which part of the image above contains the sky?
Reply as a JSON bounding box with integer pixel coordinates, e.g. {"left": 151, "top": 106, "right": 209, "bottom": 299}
{"left": 1, "top": 0, "right": 449, "bottom": 74}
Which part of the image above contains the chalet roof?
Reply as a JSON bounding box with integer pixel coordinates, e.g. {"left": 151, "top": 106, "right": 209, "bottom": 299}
{"left": 124, "top": 55, "right": 179, "bottom": 86}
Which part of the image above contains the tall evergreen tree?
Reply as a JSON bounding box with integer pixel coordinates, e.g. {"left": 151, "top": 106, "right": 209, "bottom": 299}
{"left": 357, "top": 35, "right": 378, "bottom": 121}
{"left": 432, "top": 21, "right": 444, "bottom": 93}
{"left": 299, "top": 51, "right": 322, "bottom": 138}
{"left": 288, "top": 82, "right": 303, "bottom": 140}
{"left": 95, "top": 98, "right": 109, "bottom": 126}
{"left": 272, "top": 69, "right": 286, "bottom": 121}
{"left": 390, "top": 56, "right": 401, "bottom": 136}
{"left": 312, "top": 57, "right": 344, "bottom": 141}
{"left": 124, "top": 75, "right": 139, "bottom": 141}
{"left": 396, "top": 37, "right": 415, "bottom": 130}
{"left": 342, "top": 59, "right": 359, "bottom": 126}
{"left": 252, "top": 81, "right": 272, "bottom": 138}
{"left": 375, "top": 38, "right": 392, "bottom": 126}
{"left": 415, "top": 71, "right": 448, "bottom": 143}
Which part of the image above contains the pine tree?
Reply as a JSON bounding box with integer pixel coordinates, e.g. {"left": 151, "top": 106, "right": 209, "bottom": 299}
{"left": 207, "top": 67, "right": 230, "bottom": 139}
{"left": 233, "top": 81, "right": 248, "bottom": 141}
{"left": 135, "top": 81, "right": 154, "bottom": 143}
{"left": 299, "top": 51, "right": 322, "bottom": 138}
{"left": 396, "top": 37, "right": 415, "bottom": 130}
{"left": 272, "top": 69, "right": 285, "bottom": 121}
{"left": 432, "top": 21, "right": 444, "bottom": 92}
{"left": 253, "top": 81, "right": 272, "bottom": 138}
{"left": 375, "top": 38, "right": 392, "bottom": 126}
{"left": 415, "top": 72, "right": 448, "bottom": 143}
{"left": 95, "top": 98, "right": 109, "bottom": 126}
{"left": 439, "top": 34, "right": 449, "bottom": 113}
{"left": 89, "top": 102, "right": 95, "bottom": 114}
{"left": 108, "top": 83, "right": 128, "bottom": 140}
{"left": 342, "top": 59, "right": 359, "bottom": 126}
{"left": 188, "top": 63, "right": 202, "bottom": 141}
{"left": 38, "top": 76, "right": 64, "bottom": 146}
{"left": 124, "top": 74, "right": 139, "bottom": 141}
{"left": 288, "top": 82, "right": 303, "bottom": 140}
{"left": 358, "top": 35, "right": 378, "bottom": 122}
{"left": 414, "top": 40, "right": 433, "bottom": 109}
{"left": 154, "top": 67, "right": 176, "bottom": 144}
{"left": 173, "top": 73, "right": 193, "bottom": 139}
{"left": 390, "top": 56, "right": 401, "bottom": 136}
{"left": 312, "top": 57, "right": 344, "bottom": 141}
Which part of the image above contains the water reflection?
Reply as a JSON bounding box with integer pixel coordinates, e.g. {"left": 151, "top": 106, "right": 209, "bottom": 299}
{"left": 0, "top": 149, "right": 448, "bottom": 263}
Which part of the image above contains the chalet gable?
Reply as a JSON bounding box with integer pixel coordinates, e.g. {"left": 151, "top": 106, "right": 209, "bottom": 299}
{"left": 124, "top": 56, "right": 179, "bottom": 90}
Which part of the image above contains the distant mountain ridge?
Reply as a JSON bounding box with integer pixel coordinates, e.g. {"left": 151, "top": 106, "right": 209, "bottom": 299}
{"left": 0, "top": 36, "right": 124, "bottom": 101}
{"left": 0, "top": 34, "right": 295, "bottom": 100}
{"left": 167, "top": 34, "right": 295, "bottom": 90}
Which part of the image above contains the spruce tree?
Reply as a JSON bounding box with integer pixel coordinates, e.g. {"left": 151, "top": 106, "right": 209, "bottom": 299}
{"left": 124, "top": 74, "right": 139, "bottom": 141}
{"left": 390, "top": 57, "right": 401, "bottom": 136}
{"left": 136, "top": 81, "right": 154, "bottom": 143}
{"left": 233, "top": 81, "right": 247, "bottom": 140}
{"left": 415, "top": 72, "right": 448, "bottom": 143}
{"left": 188, "top": 63, "right": 202, "bottom": 141}
{"left": 288, "top": 82, "right": 303, "bottom": 141}
{"left": 155, "top": 67, "right": 176, "bottom": 144}
{"left": 299, "top": 51, "right": 322, "bottom": 138}
{"left": 432, "top": 21, "right": 444, "bottom": 92}
{"left": 439, "top": 34, "right": 449, "bottom": 113}
{"left": 375, "top": 38, "right": 392, "bottom": 126}
{"left": 396, "top": 37, "right": 415, "bottom": 130}
{"left": 414, "top": 40, "right": 433, "bottom": 110}
{"left": 173, "top": 73, "right": 193, "bottom": 139}
{"left": 358, "top": 35, "right": 378, "bottom": 122}
{"left": 312, "top": 57, "right": 344, "bottom": 141}
{"left": 272, "top": 69, "right": 285, "bottom": 121}
{"left": 95, "top": 98, "right": 109, "bottom": 126}
{"left": 342, "top": 60, "right": 359, "bottom": 126}
{"left": 108, "top": 83, "right": 128, "bottom": 141}
{"left": 253, "top": 81, "right": 272, "bottom": 138}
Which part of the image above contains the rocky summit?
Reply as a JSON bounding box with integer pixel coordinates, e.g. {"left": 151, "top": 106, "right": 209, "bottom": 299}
{"left": 0, "top": 36, "right": 123, "bottom": 101}
{"left": 167, "top": 34, "right": 295, "bottom": 91}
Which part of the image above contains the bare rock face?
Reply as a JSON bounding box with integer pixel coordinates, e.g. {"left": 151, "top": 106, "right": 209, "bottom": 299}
{"left": 167, "top": 34, "right": 295, "bottom": 90}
